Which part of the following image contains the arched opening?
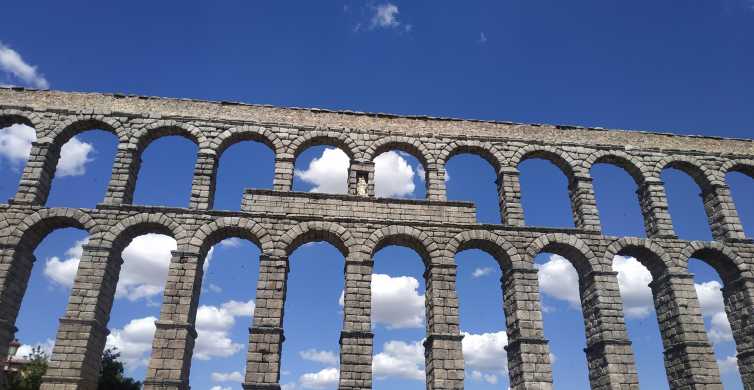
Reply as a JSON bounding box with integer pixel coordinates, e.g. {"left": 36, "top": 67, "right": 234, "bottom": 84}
{"left": 661, "top": 165, "right": 713, "bottom": 241}
{"left": 371, "top": 244, "right": 427, "bottom": 389}
{"left": 519, "top": 156, "right": 574, "bottom": 228}
{"left": 591, "top": 159, "right": 645, "bottom": 237}
{"left": 455, "top": 247, "right": 508, "bottom": 388}
{"left": 373, "top": 148, "right": 427, "bottom": 199}
{"left": 189, "top": 236, "right": 261, "bottom": 390}
{"left": 0, "top": 120, "right": 37, "bottom": 202}
{"left": 10, "top": 227, "right": 88, "bottom": 364}
{"left": 446, "top": 153, "right": 501, "bottom": 224}
{"left": 534, "top": 251, "right": 589, "bottom": 388}
{"left": 133, "top": 135, "right": 198, "bottom": 207}
{"left": 294, "top": 145, "right": 350, "bottom": 194}
{"left": 214, "top": 140, "right": 275, "bottom": 210}
{"left": 46, "top": 129, "right": 118, "bottom": 208}
{"left": 104, "top": 232, "right": 177, "bottom": 380}
{"left": 725, "top": 166, "right": 754, "bottom": 238}
{"left": 280, "top": 238, "right": 345, "bottom": 390}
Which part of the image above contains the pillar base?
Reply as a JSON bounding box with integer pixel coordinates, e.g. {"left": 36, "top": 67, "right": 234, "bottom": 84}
{"left": 40, "top": 375, "right": 97, "bottom": 390}
{"left": 242, "top": 384, "right": 281, "bottom": 390}
{"left": 143, "top": 378, "right": 189, "bottom": 390}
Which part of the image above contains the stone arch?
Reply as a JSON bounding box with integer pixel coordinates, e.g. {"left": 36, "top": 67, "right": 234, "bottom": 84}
{"left": 583, "top": 150, "right": 648, "bottom": 185}
{"left": 445, "top": 230, "right": 521, "bottom": 269}
{"left": 363, "top": 225, "right": 439, "bottom": 265}
{"left": 287, "top": 130, "right": 359, "bottom": 161}
{"left": 277, "top": 221, "right": 354, "bottom": 258}
{"left": 3, "top": 208, "right": 97, "bottom": 249}
{"left": 655, "top": 155, "right": 721, "bottom": 190}
{"left": 603, "top": 237, "right": 675, "bottom": 279}
{"left": 190, "top": 217, "right": 274, "bottom": 258}
{"left": 131, "top": 120, "right": 208, "bottom": 152}
{"left": 437, "top": 140, "right": 504, "bottom": 173}
{"left": 212, "top": 125, "right": 284, "bottom": 159}
{"left": 510, "top": 144, "right": 583, "bottom": 178}
{"left": 721, "top": 159, "right": 754, "bottom": 179}
{"left": 0, "top": 109, "right": 39, "bottom": 131}
{"left": 680, "top": 241, "right": 745, "bottom": 286}
{"left": 45, "top": 115, "right": 125, "bottom": 145}
{"left": 102, "top": 212, "right": 189, "bottom": 254}
{"left": 526, "top": 233, "right": 599, "bottom": 275}
{"left": 364, "top": 136, "right": 432, "bottom": 169}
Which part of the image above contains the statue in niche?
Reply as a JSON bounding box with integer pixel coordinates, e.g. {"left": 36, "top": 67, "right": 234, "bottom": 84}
{"left": 357, "top": 175, "right": 368, "bottom": 196}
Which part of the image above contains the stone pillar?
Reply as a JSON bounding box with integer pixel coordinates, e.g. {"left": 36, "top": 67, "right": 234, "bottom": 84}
{"left": 0, "top": 246, "right": 21, "bottom": 388}
{"left": 11, "top": 141, "right": 59, "bottom": 205}
{"left": 348, "top": 160, "right": 375, "bottom": 197}
{"left": 189, "top": 151, "right": 218, "bottom": 210}
{"left": 637, "top": 178, "right": 677, "bottom": 239}
{"left": 42, "top": 244, "right": 122, "bottom": 390}
{"left": 702, "top": 184, "right": 747, "bottom": 242}
{"left": 580, "top": 271, "right": 639, "bottom": 390}
{"left": 424, "top": 264, "right": 464, "bottom": 389}
{"left": 426, "top": 162, "right": 446, "bottom": 201}
{"left": 244, "top": 255, "right": 289, "bottom": 390}
{"left": 102, "top": 145, "right": 140, "bottom": 205}
{"left": 649, "top": 271, "right": 722, "bottom": 389}
{"left": 502, "top": 268, "right": 553, "bottom": 390}
{"left": 339, "top": 258, "right": 373, "bottom": 390}
{"left": 273, "top": 157, "right": 294, "bottom": 192}
{"left": 722, "top": 276, "right": 754, "bottom": 389}
{"left": 569, "top": 176, "right": 602, "bottom": 232}
{"left": 498, "top": 167, "right": 525, "bottom": 226}
{"left": 144, "top": 251, "right": 205, "bottom": 390}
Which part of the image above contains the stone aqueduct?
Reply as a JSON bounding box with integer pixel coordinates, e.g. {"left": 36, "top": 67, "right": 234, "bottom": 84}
{"left": 0, "top": 87, "right": 752, "bottom": 390}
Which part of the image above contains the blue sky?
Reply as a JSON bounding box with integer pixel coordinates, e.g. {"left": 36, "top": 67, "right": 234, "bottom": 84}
{"left": 1, "top": 2, "right": 754, "bottom": 389}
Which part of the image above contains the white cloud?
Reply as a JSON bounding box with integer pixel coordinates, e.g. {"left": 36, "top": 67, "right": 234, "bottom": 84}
{"left": 211, "top": 371, "right": 244, "bottom": 382}
{"left": 106, "top": 316, "right": 157, "bottom": 370}
{"left": 462, "top": 331, "right": 508, "bottom": 375}
{"left": 472, "top": 267, "right": 493, "bottom": 278}
{"left": 15, "top": 339, "right": 54, "bottom": 359}
{"left": 373, "top": 340, "right": 424, "bottom": 381}
{"left": 299, "top": 349, "right": 339, "bottom": 366}
{"left": 374, "top": 151, "right": 417, "bottom": 198}
{"left": 613, "top": 256, "right": 654, "bottom": 318}
{"left": 0, "top": 42, "right": 49, "bottom": 89}
{"left": 694, "top": 281, "right": 734, "bottom": 344}
{"left": 294, "top": 147, "right": 349, "bottom": 194}
{"left": 56, "top": 137, "right": 94, "bottom": 177}
{"left": 210, "top": 387, "right": 231, "bottom": 390}
{"left": 717, "top": 355, "right": 738, "bottom": 375}
{"left": 44, "top": 238, "right": 88, "bottom": 288}
{"left": 208, "top": 283, "right": 223, "bottom": 293}
{"left": 470, "top": 370, "right": 498, "bottom": 384}
{"left": 219, "top": 237, "right": 243, "bottom": 248}
{"left": 0, "top": 124, "right": 35, "bottom": 165}
{"left": 370, "top": 274, "right": 425, "bottom": 329}
{"left": 194, "top": 299, "right": 255, "bottom": 360}
{"left": 299, "top": 367, "right": 340, "bottom": 389}
{"left": 281, "top": 383, "right": 297, "bottom": 390}
{"left": 536, "top": 255, "right": 580, "bottom": 307}
{"left": 116, "top": 234, "right": 176, "bottom": 302}
{"left": 371, "top": 3, "right": 400, "bottom": 29}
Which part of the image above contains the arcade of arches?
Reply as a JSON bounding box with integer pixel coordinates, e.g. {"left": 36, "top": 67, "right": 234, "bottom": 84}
{"left": 1, "top": 88, "right": 754, "bottom": 390}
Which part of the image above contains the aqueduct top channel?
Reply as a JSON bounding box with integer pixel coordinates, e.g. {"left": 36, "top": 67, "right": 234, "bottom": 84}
{"left": 0, "top": 87, "right": 753, "bottom": 390}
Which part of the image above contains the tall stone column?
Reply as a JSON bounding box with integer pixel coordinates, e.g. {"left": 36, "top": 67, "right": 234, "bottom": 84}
{"left": 42, "top": 244, "right": 122, "bottom": 390}
{"left": 102, "top": 146, "right": 140, "bottom": 205}
{"left": 339, "top": 258, "right": 373, "bottom": 390}
{"left": 0, "top": 246, "right": 22, "bottom": 388}
{"left": 424, "top": 263, "right": 464, "bottom": 389}
{"left": 580, "top": 271, "right": 639, "bottom": 390}
{"left": 143, "top": 250, "right": 205, "bottom": 390}
{"left": 189, "top": 151, "right": 218, "bottom": 210}
{"left": 426, "top": 162, "right": 447, "bottom": 201}
{"left": 502, "top": 268, "right": 553, "bottom": 390}
{"left": 569, "top": 176, "right": 602, "bottom": 232}
{"left": 649, "top": 271, "right": 722, "bottom": 389}
{"left": 244, "top": 255, "right": 289, "bottom": 390}
{"left": 497, "top": 167, "right": 525, "bottom": 226}
{"left": 11, "top": 141, "right": 59, "bottom": 205}
{"left": 637, "top": 178, "right": 677, "bottom": 239}
{"left": 702, "top": 184, "right": 747, "bottom": 241}
{"left": 273, "top": 157, "right": 294, "bottom": 192}
{"left": 348, "top": 160, "right": 375, "bottom": 197}
{"left": 722, "top": 276, "right": 754, "bottom": 389}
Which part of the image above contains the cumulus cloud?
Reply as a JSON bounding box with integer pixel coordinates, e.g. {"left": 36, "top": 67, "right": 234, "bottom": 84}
{"left": 613, "top": 256, "right": 654, "bottom": 318}
{"left": 374, "top": 151, "right": 417, "bottom": 198}
{"left": 294, "top": 147, "right": 349, "bottom": 194}
{"left": 717, "top": 355, "right": 738, "bottom": 375}
{"left": 56, "top": 137, "right": 94, "bottom": 176}
{"left": 219, "top": 237, "right": 243, "bottom": 248}
{"left": 470, "top": 370, "right": 498, "bottom": 384}
{"left": 371, "top": 3, "right": 400, "bottom": 29}
{"left": 370, "top": 274, "right": 425, "bottom": 329}
{"left": 44, "top": 238, "right": 88, "bottom": 288}
{"left": 106, "top": 316, "right": 157, "bottom": 369}
{"left": 116, "top": 234, "right": 176, "bottom": 302}
{"left": 373, "top": 340, "right": 424, "bottom": 381}
{"left": 0, "top": 124, "right": 35, "bottom": 166}
{"left": 211, "top": 371, "right": 244, "bottom": 382}
{"left": 194, "top": 299, "right": 255, "bottom": 360}
{"left": 15, "top": 339, "right": 55, "bottom": 359}
{"left": 695, "top": 281, "right": 733, "bottom": 344}
{"left": 472, "top": 267, "right": 493, "bottom": 278}
{"left": 299, "top": 367, "right": 340, "bottom": 389}
{"left": 462, "top": 331, "right": 508, "bottom": 379}
{"left": 536, "top": 255, "right": 580, "bottom": 306}
{"left": 0, "top": 41, "right": 49, "bottom": 89}
{"left": 210, "top": 387, "right": 231, "bottom": 390}
{"left": 299, "top": 349, "right": 339, "bottom": 366}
